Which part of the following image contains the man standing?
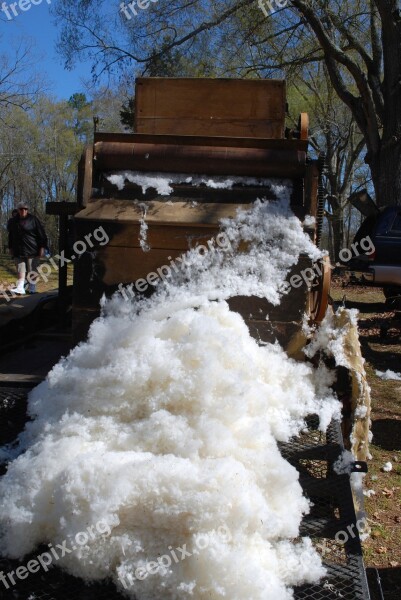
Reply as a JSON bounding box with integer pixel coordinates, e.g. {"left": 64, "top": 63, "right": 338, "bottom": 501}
{"left": 8, "top": 202, "right": 48, "bottom": 295}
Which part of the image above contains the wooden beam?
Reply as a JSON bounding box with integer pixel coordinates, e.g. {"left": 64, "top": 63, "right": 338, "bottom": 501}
{"left": 0, "top": 374, "right": 44, "bottom": 385}
{"left": 46, "top": 202, "right": 81, "bottom": 216}
{"left": 93, "top": 132, "right": 308, "bottom": 152}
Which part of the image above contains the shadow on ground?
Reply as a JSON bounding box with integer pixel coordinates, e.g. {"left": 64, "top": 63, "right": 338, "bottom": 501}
{"left": 371, "top": 419, "right": 401, "bottom": 451}
{"left": 367, "top": 567, "right": 401, "bottom": 600}
{"left": 339, "top": 300, "right": 388, "bottom": 314}
{"left": 359, "top": 339, "right": 401, "bottom": 372}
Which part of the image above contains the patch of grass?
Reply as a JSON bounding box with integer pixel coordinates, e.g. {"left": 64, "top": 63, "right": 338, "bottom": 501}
{"left": 331, "top": 283, "right": 385, "bottom": 307}
{"left": 367, "top": 366, "right": 401, "bottom": 420}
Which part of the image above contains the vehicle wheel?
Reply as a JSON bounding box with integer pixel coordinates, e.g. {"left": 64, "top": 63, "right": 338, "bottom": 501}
{"left": 383, "top": 286, "right": 401, "bottom": 308}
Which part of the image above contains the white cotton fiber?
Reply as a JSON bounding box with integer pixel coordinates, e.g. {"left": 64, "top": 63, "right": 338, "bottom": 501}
{"left": 376, "top": 369, "right": 401, "bottom": 381}
{"left": 0, "top": 199, "right": 340, "bottom": 599}
{"left": 355, "top": 405, "right": 368, "bottom": 419}
{"left": 304, "top": 308, "right": 359, "bottom": 367}
{"left": 333, "top": 450, "right": 355, "bottom": 475}
{"left": 107, "top": 172, "right": 176, "bottom": 195}
{"left": 106, "top": 171, "right": 292, "bottom": 196}
{"left": 137, "top": 203, "right": 150, "bottom": 252}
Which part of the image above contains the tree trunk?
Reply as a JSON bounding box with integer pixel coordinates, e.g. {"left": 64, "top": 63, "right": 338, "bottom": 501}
{"left": 369, "top": 141, "right": 401, "bottom": 207}
{"left": 331, "top": 208, "right": 345, "bottom": 262}
{"left": 372, "top": 1, "right": 401, "bottom": 207}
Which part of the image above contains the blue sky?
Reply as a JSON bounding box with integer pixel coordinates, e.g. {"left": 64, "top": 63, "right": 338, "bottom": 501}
{"left": 0, "top": 0, "right": 93, "bottom": 100}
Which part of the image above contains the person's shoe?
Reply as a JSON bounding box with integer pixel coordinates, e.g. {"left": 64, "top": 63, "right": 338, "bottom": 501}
{"left": 28, "top": 283, "right": 36, "bottom": 294}
{"left": 10, "top": 282, "right": 26, "bottom": 295}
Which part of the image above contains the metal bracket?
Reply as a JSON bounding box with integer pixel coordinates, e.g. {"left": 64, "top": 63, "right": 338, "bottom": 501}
{"left": 351, "top": 461, "right": 368, "bottom": 473}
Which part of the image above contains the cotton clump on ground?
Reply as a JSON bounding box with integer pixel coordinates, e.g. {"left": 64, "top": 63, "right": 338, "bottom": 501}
{"left": 0, "top": 192, "right": 341, "bottom": 599}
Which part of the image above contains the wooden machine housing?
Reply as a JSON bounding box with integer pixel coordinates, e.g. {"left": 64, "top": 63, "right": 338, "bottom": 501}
{"left": 65, "top": 78, "right": 327, "bottom": 344}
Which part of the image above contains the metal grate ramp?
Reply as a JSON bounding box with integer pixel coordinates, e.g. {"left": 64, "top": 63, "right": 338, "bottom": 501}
{"left": 280, "top": 416, "right": 371, "bottom": 600}
{"left": 0, "top": 389, "right": 370, "bottom": 599}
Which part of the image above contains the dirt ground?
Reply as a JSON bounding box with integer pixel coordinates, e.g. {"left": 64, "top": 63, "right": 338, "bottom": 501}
{"left": 330, "top": 277, "right": 401, "bottom": 599}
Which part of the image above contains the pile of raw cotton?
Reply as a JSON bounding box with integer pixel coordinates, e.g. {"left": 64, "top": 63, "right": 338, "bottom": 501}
{"left": 0, "top": 193, "right": 341, "bottom": 600}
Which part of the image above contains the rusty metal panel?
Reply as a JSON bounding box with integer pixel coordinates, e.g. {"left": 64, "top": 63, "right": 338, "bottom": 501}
{"left": 134, "top": 78, "right": 286, "bottom": 138}
{"left": 93, "top": 141, "right": 305, "bottom": 178}
{"left": 93, "top": 132, "right": 308, "bottom": 152}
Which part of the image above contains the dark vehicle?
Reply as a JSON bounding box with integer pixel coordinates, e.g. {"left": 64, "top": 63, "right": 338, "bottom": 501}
{"left": 347, "top": 190, "right": 401, "bottom": 304}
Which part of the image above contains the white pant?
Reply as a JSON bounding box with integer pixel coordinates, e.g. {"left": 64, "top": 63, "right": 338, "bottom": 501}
{"left": 14, "top": 257, "right": 39, "bottom": 283}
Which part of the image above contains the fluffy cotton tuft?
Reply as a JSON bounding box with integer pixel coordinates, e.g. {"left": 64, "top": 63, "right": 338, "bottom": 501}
{"left": 376, "top": 369, "right": 401, "bottom": 381}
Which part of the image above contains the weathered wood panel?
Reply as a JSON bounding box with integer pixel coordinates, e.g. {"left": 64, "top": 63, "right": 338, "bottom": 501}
{"left": 135, "top": 78, "right": 286, "bottom": 138}
{"left": 75, "top": 219, "right": 223, "bottom": 251}
{"left": 72, "top": 247, "right": 182, "bottom": 309}
{"left": 95, "top": 246, "right": 184, "bottom": 286}
{"left": 245, "top": 320, "right": 305, "bottom": 350}
{"left": 75, "top": 199, "right": 246, "bottom": 226}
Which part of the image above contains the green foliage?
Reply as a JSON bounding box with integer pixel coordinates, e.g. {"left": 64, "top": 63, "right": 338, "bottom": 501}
{"left": 53, "top": 1, "right": 401, "bottom": 205}
{"left": 0, "top": 95, "right": 94, "bottom": 251}
{"left": 66, "top": 93, "right": 93, "bottom": 140}
{"left": 120, "top": 97, "right": 135, "bottom": 131}
{"left": 68, "top": 93, "right": 89, "bottom": 111}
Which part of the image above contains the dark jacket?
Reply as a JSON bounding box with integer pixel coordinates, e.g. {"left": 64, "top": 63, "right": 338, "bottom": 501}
{"left": 8, "top": 213, "right": 48, "bottom": 257}
{"left": 6, "top": 216, "right": 17, "bottom": 233}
